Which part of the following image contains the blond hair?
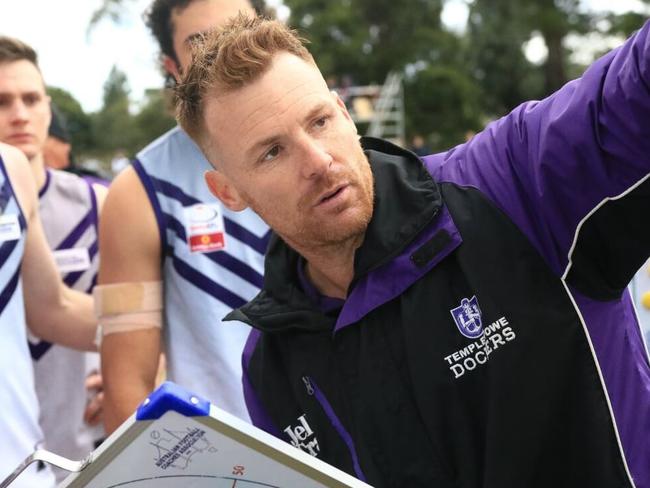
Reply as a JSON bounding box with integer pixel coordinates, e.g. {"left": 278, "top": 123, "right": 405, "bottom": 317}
{"left": 175, "top": 13, "right": 312, "bottom": 149}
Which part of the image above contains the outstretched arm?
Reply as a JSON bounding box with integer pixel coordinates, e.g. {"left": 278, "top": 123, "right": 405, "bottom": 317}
{"left": 428, "top": 19, "right": 650, "bottom": 299}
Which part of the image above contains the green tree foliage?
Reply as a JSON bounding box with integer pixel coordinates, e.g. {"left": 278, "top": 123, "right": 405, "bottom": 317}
{"left": 87, "top": 0, "right": 134, "bottom": 34}
{"left": 90, "top": 65, "right": 138, "bottom": 156}
{"left": 285, "top": 0, "right": 481, "bottom": 149}
{"left": 467, "top": 0, "right": 594, "bottom": 114}
{"left": 286, "top": 0, "right": 456, "bottom": 84}
{"left": 132, "top": 89, "right": 176, "bottom": 146}
{"left": 466, "top": 0, "right": 543, "bottom": 116}
{"left": 48, "top": 68, "right": 175, "bottom": 165}
{"left": 287, "top": 0, "right": 646, "bottom": 150}
{"left": 526, "top": 0, "right": 591, "bottom": 93}
{"left": 606, "top": 10, "right": 650, "bottom": 37}
{"left": 47, "top": 86, "right": 93, "bottom": 153}
{"left": 405, "top": 65, "right": 483, "bottom": 150}
{"left": 83, "top": 0, "right": 648, "bottom": 156}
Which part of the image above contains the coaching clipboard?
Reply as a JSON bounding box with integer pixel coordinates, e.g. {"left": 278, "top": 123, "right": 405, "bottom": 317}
{"left": 57, "top": 381, "right": 371, "bottom": 488}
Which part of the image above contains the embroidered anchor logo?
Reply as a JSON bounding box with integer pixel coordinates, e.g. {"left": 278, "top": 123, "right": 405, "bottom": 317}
{"left": 450, "top": 296, "right": 483, "bottom": 339}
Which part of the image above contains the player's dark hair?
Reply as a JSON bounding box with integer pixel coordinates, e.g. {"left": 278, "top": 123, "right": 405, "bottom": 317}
{"left": 0, "top": 36, "right": 39, "bottom": 67}
{"left": 144, "top": 0, "right": 268, "bottom": 87}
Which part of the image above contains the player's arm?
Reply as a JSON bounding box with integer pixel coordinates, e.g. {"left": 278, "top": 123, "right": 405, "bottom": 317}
{"left": 82, "top": 182, "right": 109, "bottom": 427}
{"left": 1, "top": 143, "right": 96, "bottom": 350}
{"left": 92, "top": 181, "right": 108, "bottom": 209}
{"left": 98, "top": 166, "right": 163, "bottom": 433}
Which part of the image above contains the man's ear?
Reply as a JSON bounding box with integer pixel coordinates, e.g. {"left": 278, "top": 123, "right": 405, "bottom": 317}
{"left": 163, "top": 55, "right": 182, "bottom": 84}
{"left": 204, "top": 170, "right": 248, "bottom": 211}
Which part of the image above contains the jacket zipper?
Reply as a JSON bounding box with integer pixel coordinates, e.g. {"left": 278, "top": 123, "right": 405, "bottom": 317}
{"left": 302, "top": 375, "right": 314, "bottom": 395}
{"left": 303, "top": 376, "right": 368, "bottom": 483}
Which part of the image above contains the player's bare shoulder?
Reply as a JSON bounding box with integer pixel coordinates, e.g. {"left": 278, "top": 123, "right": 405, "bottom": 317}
{"left": 99, "top": 165, "right": 161, "bottom": 282}
{"left": 92, "top": 181, "right": 109, "bottom": 210}
{"left": 103, "top": 166, "right": 156, "bottom": 232}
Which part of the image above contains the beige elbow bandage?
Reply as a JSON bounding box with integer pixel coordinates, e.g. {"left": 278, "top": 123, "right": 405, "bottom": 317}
{"left": 93, "top": 281, "right": 163, "bottom": 336}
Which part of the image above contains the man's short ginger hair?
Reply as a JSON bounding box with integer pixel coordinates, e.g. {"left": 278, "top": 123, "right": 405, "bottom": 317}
{"left": 175, "top": 13, "right": 313, "bottom": 151}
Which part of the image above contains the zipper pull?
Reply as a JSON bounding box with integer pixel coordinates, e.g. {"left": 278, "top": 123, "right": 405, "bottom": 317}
{"left": 302, "top": 376, "right": 314, "bottom": 395}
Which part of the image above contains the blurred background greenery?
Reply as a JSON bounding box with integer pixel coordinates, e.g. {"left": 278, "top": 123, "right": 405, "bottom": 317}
{"left": 55, "top": 0, "right": 649, "bottom": 171}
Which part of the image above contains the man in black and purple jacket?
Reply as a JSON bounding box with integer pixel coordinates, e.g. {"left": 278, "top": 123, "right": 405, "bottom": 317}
{"left": 175, "top": 14, "right": 650, "bottom": 488}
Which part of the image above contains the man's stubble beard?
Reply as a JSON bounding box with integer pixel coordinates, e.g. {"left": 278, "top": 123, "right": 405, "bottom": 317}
{"left": 292, "top": 149, "right": 375, "bottom": 251}
{"left": 244, "top": 148, "right": 375, "bottom": 253}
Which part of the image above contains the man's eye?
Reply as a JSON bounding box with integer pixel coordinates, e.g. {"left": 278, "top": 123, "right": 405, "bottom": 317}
{"left": 262, "top": 145, "right": 281, "bottom": 162}
{"left": 23, "top": 94, "right": 41, "bottom": 106}
{"left": 314, "top": 116, "right": 328, "bottom": 128}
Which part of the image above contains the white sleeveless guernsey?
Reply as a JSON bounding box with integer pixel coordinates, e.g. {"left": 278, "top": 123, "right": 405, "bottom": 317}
{"left": 134, "top": 127, "right": 270, "bottom": 421}
{"left": 29, "top": 169, "right": 104, "bottom": 483}
{"left": 0, "top": 155, "right": 55, "bottom": 487}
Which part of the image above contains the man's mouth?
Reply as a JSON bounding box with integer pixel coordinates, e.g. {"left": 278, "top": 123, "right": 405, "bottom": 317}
{"left": 316, "top": 184, "right": 348, "bottom": 206}
{"left": 8, "top": 133, "right": 32, "bottom": 142}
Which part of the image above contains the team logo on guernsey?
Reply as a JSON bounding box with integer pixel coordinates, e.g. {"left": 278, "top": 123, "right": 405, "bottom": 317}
{"left": 184, "top": 203, "right": 226, "bottom": 253}
{"left": 450, "top": 295, "right": 483, "bottom": 339}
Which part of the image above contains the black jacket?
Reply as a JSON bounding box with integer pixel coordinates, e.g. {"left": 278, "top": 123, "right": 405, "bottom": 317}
{"left": 229, "top": 24, "right": 650, "bottom": 488}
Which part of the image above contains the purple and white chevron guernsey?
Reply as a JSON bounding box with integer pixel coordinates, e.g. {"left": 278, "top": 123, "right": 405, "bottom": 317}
{"left": 0, "top": 155, "right": 55, "bottom": 487}
{"left": 30, "top": 168, "right": 104, "bottom": 483}
{"left": 135, "top": 126, "right": 271, "bottom": 422}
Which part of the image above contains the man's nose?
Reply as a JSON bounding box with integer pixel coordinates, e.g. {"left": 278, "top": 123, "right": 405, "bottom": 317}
{"left": 10, "top": 100, "right": 29, "bottom": 124}
{"left": 300, "top": 137, "right": 333, "bottom": 179}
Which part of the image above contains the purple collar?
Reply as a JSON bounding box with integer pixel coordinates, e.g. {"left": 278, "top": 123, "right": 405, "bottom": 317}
{"left": 38, "top": 169, "right": 52, "bottom": 198}
{"left": 297, "top": 258, "right": 345, "bottom": 313}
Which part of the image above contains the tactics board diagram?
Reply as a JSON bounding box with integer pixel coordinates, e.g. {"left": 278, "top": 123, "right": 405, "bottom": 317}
{"left": 58, "top": 382, "right": 371, "bottom": 488}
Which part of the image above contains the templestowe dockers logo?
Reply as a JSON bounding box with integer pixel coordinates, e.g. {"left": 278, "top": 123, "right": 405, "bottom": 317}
{"left": 450, "top": 295, "right": 483, "bottom": 339}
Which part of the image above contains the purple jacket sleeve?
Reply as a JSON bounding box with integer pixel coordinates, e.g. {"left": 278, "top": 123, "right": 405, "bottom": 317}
{"left": 242, "top": 329, "right": 283, "bottom": 438}
{"left": 425, "top": 20, "right": 650, "bottom": 295}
